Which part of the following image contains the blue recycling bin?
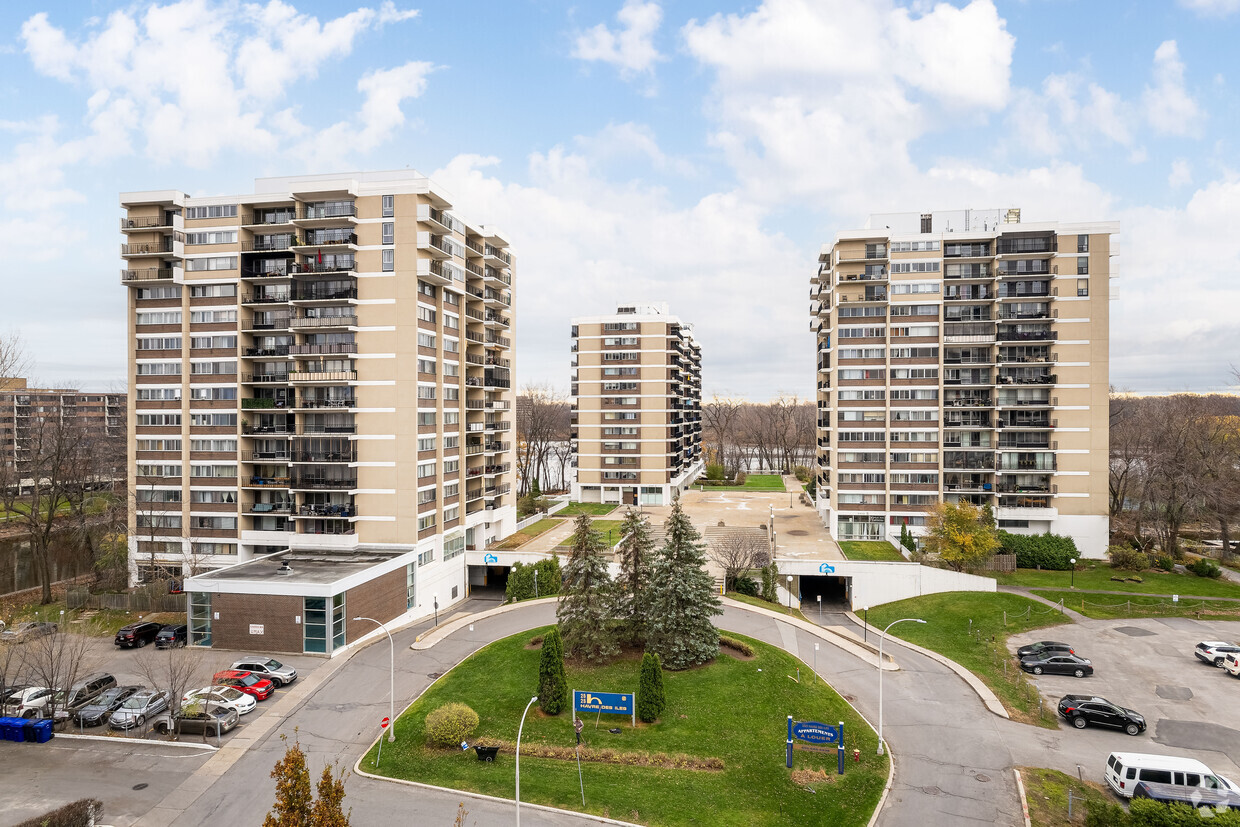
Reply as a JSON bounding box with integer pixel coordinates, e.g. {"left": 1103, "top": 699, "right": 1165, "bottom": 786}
{"left": 22, "top": 719, "right": 38, "bottom": 742}
{"left": 29, "top": 719, "right": 52, "bottom": 743}
{"left": 0, "top": 717, "right": 24, "bottom": 742}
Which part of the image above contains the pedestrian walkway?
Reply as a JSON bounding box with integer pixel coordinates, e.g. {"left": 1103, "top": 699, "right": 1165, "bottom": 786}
{"left": 998, "top": 585, "right": 1088, "bottom": 622}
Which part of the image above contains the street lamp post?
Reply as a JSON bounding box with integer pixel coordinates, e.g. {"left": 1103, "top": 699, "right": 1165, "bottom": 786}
{"left": 516, "top": 695, "right": 538, "bottom": 826}
{"left": 877, "top": 618, "right": 926, "bottom": 756}
{"left": 353, "top": 616, "right": 396, "bottom": 742}
{"left": 1069, "top": 557, "right": 1077, "bottom": 589}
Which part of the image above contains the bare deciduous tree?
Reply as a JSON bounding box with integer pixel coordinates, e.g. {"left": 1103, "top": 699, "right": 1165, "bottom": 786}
{"left": 706, "top": 531, "right": 772, "bottom": 591}
{"left": 516, "top": 384, "right": 570, "bottom": 496}
{"left": 133, "top": 645, "right": 222, "bottom": 718}
{"left": 21, "top": 630, "right": 96, "bottom": 721}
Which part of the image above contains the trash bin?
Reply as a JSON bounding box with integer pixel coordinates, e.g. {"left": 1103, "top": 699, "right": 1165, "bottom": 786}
{"left": 31, "top": 719, "right": 53, "bottom": 743}
{"left": 474, "top": 745, "right": 499, "bottom": 762}
{"left": 22, "top": 719, "right": 39, "bottom": 742}
{"left": 0, "top": 717, "right": 24, "bottom": 742}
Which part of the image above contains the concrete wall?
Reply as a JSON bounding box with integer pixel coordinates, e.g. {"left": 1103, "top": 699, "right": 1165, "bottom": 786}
{"left": 777, "top": 558, "right": 997, "bottom": 610}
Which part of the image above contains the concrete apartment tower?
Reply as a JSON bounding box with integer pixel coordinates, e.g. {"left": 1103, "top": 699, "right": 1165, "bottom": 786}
{"left": 570, "top": 303, "right": 704, "bottom": 507}
{"left": 812, "top": 209, "right": 1114, "bottom": 557}
{"left": 121, "top": 170, "right": 516, "bottom": 652}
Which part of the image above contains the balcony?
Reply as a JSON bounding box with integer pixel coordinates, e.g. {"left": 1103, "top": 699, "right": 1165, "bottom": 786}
{"left": 996, "top": 236, "right": 1056, "bottom": 256}
{"left": 240, "top": 372, "right": 290, "bottom": 384}
{"left": 289, "top": 370, "right": 357, "bottom": 383}
{"left": 483, "top": 245, "right": 511, "bottom": 266}
{"left": 121, "top": 240, "right": 175, "bottom": 257}
{"left": 294, "top": 203, "right": 357, "bottom": 223}
{"left": 242, "top": 209, "right": 296, "bottom": 227}
{"left": 418, "top": 233, "right": 455, "bottom": 259}
{"left": 297, "top": 503, "right": 357, "bottom": 518}
{"left": 486, "top": 420, "right": 512, "bottom": 432}
{"left": 418, "top": 258, "right": 456, "bottom": 286}
{"left": 241, "top": 263, "right": 293, "bottom": 279}
{"left": 485, "top": 335, "right": 511, "bottom": 349}
{"left": 291, "top": 286, "right": 357, "bottom": 302}
{"left": 997, "top": 373, "right": 1056, "bottom": 385}
{"left": 482, "top": 289, "right": 510, "bottom": 308}
{"left": 244, "top": 475, "right": 291, "bottom": 488}
{"left": 244, "top": 346, "right": 289, "bottom": 357}
{"left": 290, "top": 315, "right": 357, "bottom": 329}
{"left": 121, "top": 267, "right": 175, "bottom": 283}
{"left": 242, "top": 292, "right": 290, "bottom": 305}
{"left": 121, "top": 215, "right": 174, "bottom": 231}
{"left": 291, "top": 233, "right": 358, "bottom": 252}
{"left": 297, "top": 398, "right": 356, "bottom": 410}
{"left": 484, "top": 312, "right": 510, "bottom": 328}
{"left": 242, "top": 422, "right": 293, "bottom": 435}
{"left": 241, "top": 238, "right": 295, "bottom": 253}
{"left": 943, "top": 243, "right": 991, "bottom": 258}
{"left": 483, "top": 266, "right": 511, "bottom": 286}
{"left": 996, "top": 261, "right": 1052, "bottom": 276}
{"left": 997, "top": 329, "right": 1057, "bottom": 343}
{"left": 291, "top": 448, "right": 358, "bottom": 463}
{"left": 292, "top": 259, "right": 356, "bottom": 275}
{"left": 242, "top": 449, "right": 291, "bottom": 462}
{"left": 288, "top": 343, "right": 357, "bottom": 356}
{"left": 244, "top": 315, "right": 292, "bottom": 331}
{"left": 837, "top": 246, "right": 887, "bottom": 262}
{"left": 837, "top": 291, "right": 887, "bottom": 303}
{"left": 242, "top": 398, "right": 287, "bottom": 410}
{"left": 247, "top": 501, "right": 294, "bottom": 515}
{"left": 291, "top": 476, "right": 358, "bottom": 490}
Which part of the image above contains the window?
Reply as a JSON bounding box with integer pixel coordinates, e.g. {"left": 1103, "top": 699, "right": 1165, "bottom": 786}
{"left": 136, "top": 285, "right": 181, "bottom": 300}
{"left": 890, "top": 346, "right": 939, "bottom": 358}
{"left": 443, "top": 362, "right": 459, "bottom": 377}
{"left": 382, "top": 195, "right": 394, "bottom": 217}
{"left": 891, "top": 325, "right": 938, "bottom": 338}
{"left": 418, "top": 488, "right": 437, "bottom": 505}
{"left": 604, "top": 412, "right": 638, "bottom": 420}
{"left": 186, "top": 205, "right": 237, "bottom": 219}
{"left": 189, "top": 387, "right": 237, "bottom": 400}
{"left": 418, "top": 332, "right": 436, "bottom": 349}
{"left": 189, "top": 592, "right": 212, "bottom": 646}
{"left": 190, "top": 309, "right": 238, "bottom": 324}
{"left": 190, "top": 412, "right": 237, "bottom": 427}
{"left": 418, "top": 436, "right": 436, "bottom": 452}
{"left": 890, "top": 472, "right": 938, "bottom": 485}
{"left": 604, "top": 337, "right": 639, "bottom": 346}
{"left": 136, "top": 362, "right": 181, "bottom": 376}
{"left": 603, "top": 352, "right": 637, "bottom": 361}
{"left": 189, "top": 489, "right": 234, "bottom": 503}
{"left": 890, "top": 410, "right": 938, "bottom": 421}
{"left": 417, "top": 359, "right": 436, "bottom": 375}
{"left": 417, "top": 386, "right": 436, "bottom": 400}
{"left": 602, "top": 381, "right": 639, "bottom": 391}
{"left": 891, "top": 282, "right": 940, "bottom": 294}
{"left": 443, "top": 411, "right": 459, "bottom": 425}
{"left": 920, "top": 214, "right": 932, "bottom": 233}
{"left": 418, "top": 461, "right": 435, "bottom": 478}
{"left": 382, "top": 249, "right": 394, "bottom": 272}
{"left": 190, "top": 360, "right": 236, "bottom": 375}
{"left": 890, "top": 261, "right": 940, "bottom": 273}
{"left": 838, "top": 431, "right": 886, "bottom": 442}
{"left": 186, "top": 257, "right": 238, "bottom": 271}
{"left": 838, "top": 472, "right": 886, "bottom": 484}
{"left": 443, "top": 387, "right": 459, "bottom": 401}
{"left": 418, "top": 548, "right": 434, "bottom": 566}
{"left": 381, "top": 222, "right": 394, "bottom": 244}
{"left": 890, "top": 430, "right": 938, "bottom": 442}
{"left": 190, "top": 515, "right": 238, "bottom": 530}
{"left": 444, "top": 534, "right": 465, "bottom": 559}
{"left": 190, "top": 464, "right": 237, "bottom": 478}
{"left": 418, "top": 306, "right": 436, "bottom": 324}
{"left": 406, "top": 563, "right": 417, "bottom": 609}
{"left": 838, "top": 390, "right": 885, "bottom": 400}
{"left": 838, "top": 347, "right": 885, "bottom": 359}
{"left": 1077, "top": 279, "right": 1089, "bottom": 297}
{"left": 137, "top": 311, "right": 182, "bottom": 326}
{"left": 890, "top": 240, "right": 940, "bottom": 252}
{"left": 839, "top": 411, "right": 884, "bottom": 422}
{"left": 137, "top": 438, "right": 182, "bottom": 451}
{"left": 190, "top": 284, "right": 237, "bottom": 298}
{"left": 190, "top": 438, "right": 237, "bottom": 452}
{"left": 444, "top": 314, "right": 459, "bottom": 330}
{"left": 191, "top": 335, "right": 237, "bottom": 349}
{"left": 443, "top": 459, "right": 459, "bottom": 474}
{"left": 418, "top": 513, "right": 436, "bottom": 531}
{"left": 602, "top": 367, "right": 639, "bottom": 376}
{"left": 186, "top": 230, "right": 237, "bottom": 245}
{"left": 839, "top": 493, "right": 883, "bottom": 504}
{"left": 136, "top": 463, "right": 181, "bottom": 477}
{"left": 444, "top": 506, "right": 460, "bottom": 524}
{"left": 837, "top": 452, "right": 884, "bottom": 463}
{"left": 443, "top": 338, "right": 458, "bottom": 353}
{"left": 418, "top": 412, "right": 436, "bottom": 426}
{"left": 136, "top": 488, "right": 182, "bottom": 502}
{"left": 1077, "top": 234, "right": 1089, "bottom": 253}
{"left": 444, "top": 290, "right": 459, "bottom": 306}
{"left": 839, "top": 326, "right": 885, "bottom": 339}
{"left": 890, "top": 367, "right": 939, "bottom": 380}
{"left": 137, "top": 413, "right": 182, "bottom": 427}
{"left": 419, "top": 282, "right": 437, "bottom": 299}
{"left": 444, "top": 482, "right": 459, "bottom": 498}
{"left": 1077, "top": 256, "right": 1089, "bottom": 275}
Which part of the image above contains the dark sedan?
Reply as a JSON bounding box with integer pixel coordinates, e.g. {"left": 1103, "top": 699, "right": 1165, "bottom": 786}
{"left": 1020, "top": 653, "right": 1094, "bottom": 678}
{"left": 75, "top": 686, "right": 142, "bottom": 727}
{"left": 1057, "top": 695, "right": 1145, "bottom": 735}
{"left": 1016, "top": 640, "right": 1075, "bottom": 659}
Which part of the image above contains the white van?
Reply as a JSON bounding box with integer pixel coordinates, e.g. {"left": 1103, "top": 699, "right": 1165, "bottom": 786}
{"left": 1106, "top": 752, "right": 1236, "bottom": 799}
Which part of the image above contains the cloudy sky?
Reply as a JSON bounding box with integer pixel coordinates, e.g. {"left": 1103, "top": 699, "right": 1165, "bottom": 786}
{"left": 2, "top": 0, "right": 1238, "bottom": 399}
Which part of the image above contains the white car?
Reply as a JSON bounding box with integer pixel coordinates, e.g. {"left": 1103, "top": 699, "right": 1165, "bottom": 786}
{"left": 1226, "top": 653, "right": 1240, "bottom": 678}
{"left": 2, "top": 687, "right": 53, "bottom": 719}
{"left": 183, "top": 685, "right": 257, "bottom": 716}
{"left": 1194, "top": 641, "right": 1240, "bottom": 667}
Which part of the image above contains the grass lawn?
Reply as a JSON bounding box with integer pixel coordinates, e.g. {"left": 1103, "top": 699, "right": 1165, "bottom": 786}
{"left": 994, "top": 562, "right": 1240, "bottom": 598}
{"left": 491, "top": 518, "right": 565, "bottom": 550}
{"left": 838, "top": 541, "right": 906, "bottom": 562}
{"left": 7, "top": 602, "right": 186, "bottom": 637}
{"left": 555, "top": 502, "right": 619, "bottom": 517}
{"left": 867, "top": 592, "right": 1070, "bottom": 727}
{"left": 699, "top": 474, "right": 787, "bottom": 493}
{"left": 1032, "top": 589, "right": 1240, "bottom": 620}
{"left": 557, "top": 519, "right": 625, "bottom": 547}
{"left": 1019, "top": 766, "right": 1113, "bottom": 827}
{"left": 725, "top": 591, "right": 810, "bottom": 623}
{"left": 364, "top": 627, "right": 889, "bottom": 827}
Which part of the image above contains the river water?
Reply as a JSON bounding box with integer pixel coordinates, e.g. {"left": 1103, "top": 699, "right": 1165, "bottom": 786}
{"left": 0, "top": 531, "right": 94, "bottom": 597}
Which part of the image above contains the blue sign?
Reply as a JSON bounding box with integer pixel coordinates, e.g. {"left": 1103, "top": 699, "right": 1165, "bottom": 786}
{"left": 818, "top": 562, "right": 836, "bottom": 574}
{"left": 483, "top": 553, "right": 498, "bottom": 564}
{"left": 792, "top": 721, "right": 840, "bottom": 744}
{"left": 574, "top": 690, "right": 633, "bottom": 716}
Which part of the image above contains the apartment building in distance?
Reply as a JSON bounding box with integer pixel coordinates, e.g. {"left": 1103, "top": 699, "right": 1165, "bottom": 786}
{"left": 121, "top": 170, "right": 517, "bottom": 653}
{"left": 570, "top": 303, "right": 703, "bottom": 507}
{"left": 0, "top": 379, "right": 125, "bottom": 473}
{"left": 812, "top": 209, "right": 1114, "bottom": 557}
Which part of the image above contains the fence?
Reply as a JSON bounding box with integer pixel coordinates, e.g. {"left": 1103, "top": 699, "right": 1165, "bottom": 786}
{"left": 985, "top": 554, "right": 1018, "bottom": 573}
{"left": 66, "top": 588, "right": 187, "bottom": 613}
{"left": 513, "top": 498, "right": 571, "bottom": 532}
{"left": 1071, "top": 596, "right": 1240, "bottom": 617}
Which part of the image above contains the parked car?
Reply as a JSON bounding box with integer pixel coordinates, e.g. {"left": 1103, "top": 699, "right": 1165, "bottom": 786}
{"left": 1194, "top": 641, "right": 1240, "bottom": 668}
{"left": 75, "top": 685, "right": 142, "bottom": 727}
{"left": 1020, "top": 653, "right": 1094, "bottom": 677}
{"left": 155, "top": 625, "right": 188, "bottom": 649}
{"left": 183, "top": 686, "right": 256, "bottom": 716}
{"left": 3, "top": 686, "right": 54, "bottom": 718}
{"left": 1057, "top": 695, "right": 1146, "bottom": 735}
{"left": 1, "top": 621, "right": 57, "bottom": 643}
{"left": 152, "top": 707, "right": 239, "bottom": 737}
{"left": 211, "top": 670, "right": 274, "bottom": 701}
{"left": 1225, "top": 653, "right": 1240, "bottom": 678}
{"left": 51, "top": 672, "right": 118, "bottom": 721}
{"left": 114, "top": 621, "right": 164, "bottom": 649}
{"left": 230, "top": 656, "right": 297, "bottom": 687}
{"left": 108, "top": 689, "right": 171, "bottom": 730}
{"left": 1016, "top": 641, "right": 1075, "bottom": 659}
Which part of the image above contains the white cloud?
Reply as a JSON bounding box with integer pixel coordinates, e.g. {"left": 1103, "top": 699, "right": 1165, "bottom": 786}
{"left": 1178, "top": 0, "right": 1240, "bottom": 15}
{"left": 573, "top": 122, "right": 696, "bottom": 176}
{"left": 1143, "top": 40, "right": 1203, "bottom": 136}
{"left": 572, "top": 0, "right": 664, "bottom": 81}
{"left": 1168, "top": 159, "right": 1193, "bottom": 187}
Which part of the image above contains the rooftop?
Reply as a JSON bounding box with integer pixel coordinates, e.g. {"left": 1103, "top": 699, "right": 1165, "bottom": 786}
{"left": 189, "top": 548, "right": 408, "bottom": 588}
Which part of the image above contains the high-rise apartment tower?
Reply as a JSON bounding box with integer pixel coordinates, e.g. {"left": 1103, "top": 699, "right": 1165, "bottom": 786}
{"left": 570, "top": 303, "right": 703, "bottom": 507}
{"left": 812, "top": 209, "right": 1113, "bottom": 557}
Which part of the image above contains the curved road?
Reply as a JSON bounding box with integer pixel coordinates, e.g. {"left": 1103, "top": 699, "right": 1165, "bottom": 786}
{"left": 142, "top": 600, "right": 1024, "bottom": 826}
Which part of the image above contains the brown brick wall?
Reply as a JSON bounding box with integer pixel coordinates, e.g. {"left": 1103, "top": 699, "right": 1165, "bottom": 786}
{"left": 211, "top": 593, "right": 304, "bottom": 654}
{"left": 344, "top": 567, "right": 407, "bottom": 644}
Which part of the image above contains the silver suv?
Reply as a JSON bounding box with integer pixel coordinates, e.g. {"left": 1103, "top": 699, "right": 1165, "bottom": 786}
{"left": 230, "top": 657, "right": 297, "bottom": 687}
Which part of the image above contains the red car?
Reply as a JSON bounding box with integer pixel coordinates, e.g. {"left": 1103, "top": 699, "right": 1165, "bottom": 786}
{"left": 212, "top": 670, "right": 275, "bottom": 701}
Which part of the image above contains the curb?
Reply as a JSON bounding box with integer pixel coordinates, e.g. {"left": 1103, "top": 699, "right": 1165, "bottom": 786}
{"left": 844, "top": 610, "right": 1010, "bottom": 719}
{"left": 720, "top": 597, "right": 896, "bottom": 671}
{"left": 351, "top": 762, "right": 640, "bottom": 826}
{"left": 410, "top": 596, "right": 559, "bottom": 650}
{"left": 55, "top": 733, "right": 218, "bottom": 752}
{"left": 1014, "top": 768, "right": 1033, "bottom": 827}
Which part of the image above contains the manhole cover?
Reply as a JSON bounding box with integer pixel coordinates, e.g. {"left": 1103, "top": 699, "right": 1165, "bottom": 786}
{"left": 132, "top": 783, "right": 148, "bottom": 791}
{"left": 975, "top": 774, "right": 991, "bottom": 783}
{"left": 427, "top": 672, "right": 443, "bottom": 679}
{"left": 788, "top": 530, "right": 809, "bottom": 536}
{"left": 1156, "top": 685, "right": 1193, "bottom": 701}
{"left": 920, "top": 786, "right": 942, "bottom": 796}
{"left": 1115, "top": 626, "right": 1156, "bottom": 637}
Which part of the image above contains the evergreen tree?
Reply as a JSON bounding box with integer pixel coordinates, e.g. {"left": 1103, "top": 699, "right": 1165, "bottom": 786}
{"left": 615, "top": 507, "right": 655, "bottom": 647}
{"left": 760, "top": 563, "right": 779, "bottom": 603}
{"left": 980, "top": 501, "right": 996, "bottom": 529}
{"left": 557, "top": 513, "right": 618, "bottom": 662}
{"left": 899, "top": 523, "right": 916, "bottom": 553}
{"left": 530, "top": 478, "right": 541, "bottom": 498}
{"left": 538, "top": 626, "right": 569, "bottom": 715}
{"left": 637, "top": 651, "right": 665, "bottom": 723}
{"left": 646, "top": 495, "right": 722, "bottom": 669}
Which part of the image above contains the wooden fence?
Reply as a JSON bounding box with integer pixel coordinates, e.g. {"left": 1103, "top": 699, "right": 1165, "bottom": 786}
{"left": 984, "top": 554, "right": 1018, "bottom": 573}
{"left": 66, "top": 587, "right": 186, "bottom": 613}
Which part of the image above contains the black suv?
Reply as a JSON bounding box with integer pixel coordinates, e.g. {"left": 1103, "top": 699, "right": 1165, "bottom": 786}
{"left": 115, "top": 621, "right": 163, "bottom": 649}
{"left": 1057, "top": 695, "right": 1146, "bottom": 735}
{"left": 156, "top": 625, "right": 188, "bottom": 649}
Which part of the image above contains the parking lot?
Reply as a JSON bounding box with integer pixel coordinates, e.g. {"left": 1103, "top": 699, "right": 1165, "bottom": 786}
{"left": 1008, "top": 617, "right": 1240, "bottom": 785}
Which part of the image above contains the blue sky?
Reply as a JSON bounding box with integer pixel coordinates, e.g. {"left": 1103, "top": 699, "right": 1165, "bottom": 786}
{"left": 1, "top": 0, "right": 1238, "bottom": 399}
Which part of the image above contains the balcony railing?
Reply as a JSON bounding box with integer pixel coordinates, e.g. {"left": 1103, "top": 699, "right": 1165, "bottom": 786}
{"left": 242, "top": 450, "right": 291, "bottom": 461}
{"left": 241, "top": 238, "right": 294, "bottom": 252}
{"left": 122, "top": 241, "right": 175, "bottom": 256}
{"left": 290, "top": 315, "right": 357, "bottom": 329}
{"left": 484, "top": 267, "right": 511, "bottom": 284}
{"left": 298, "top": 504, "right": 356, "bottom": 518}
{"left": 121, "top": 215, "right": 172, "bottom": 230}
{"left": 241, "top": 373, "right": 290, "bottom": 383}
{"left": 997, "top": 374, "right": 1057, "bottom": 385}
{"left": 247, "top": 502, "right": 294, "bottom": 514}
{"left": 292, "top": 477, "right": 358, "bottom": 489}
{"left": 298, "top": 397, "right": 355, "bottom": 409}
{"left": 289, "top": 370, "right": 357, "bottom": 382}
{"left": 297, "top": 204, "right": 357, "bottom": 220}
{"left": 242, "top": 398, "right": 285, "bottom": 409}
{"left": 247, "top": 475, "right": 291, "bottom": 487}
{"left": 295, "top": 232, "right": 358, "bottom": 248}
{"left": 288, "top": 343, "right": 357, "bottom": 356}
{"left": 292, "top": 449, "right": 357, "bottom": 463}
{"left": 121, "top": 268, "right": 174, "bottom": 282}
{"left": 245, "top": 316, "right": 292, "bottom": 331}
{"left": 997, "top": 330, "right": 1057, "bottom": 342}
{"left": 291, "top": 287, "right": 357, "bottom": 301}
{"left": 244, "top": 346, "right": 289, "bottom": 357}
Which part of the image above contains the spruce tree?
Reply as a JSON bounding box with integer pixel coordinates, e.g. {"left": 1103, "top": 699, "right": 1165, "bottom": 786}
{"left": 557, "top": 513, "right": 618, "bottom": 662}
{"left": 646, "top": 495, "right": 722, "bottom": 669}
{"left": 538, "top": 626, "right": 569, "bottom": 715}
{"left": 637, "top": 651, "right": 665, "bottom": 723}
{"left": 615, "top": 507, "right": 654, "bottom": 647}
{"left": 760, "top": 563, "right": 779, "bottom": 603}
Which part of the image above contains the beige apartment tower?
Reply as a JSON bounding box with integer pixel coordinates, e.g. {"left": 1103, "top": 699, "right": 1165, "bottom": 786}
{"left": 812, "top": 209, "right": 1113, "bottom": 557}
{"left": 570, "top": 304, "right": 703, "bottom": 507}
{"left": 121, "top": 171, "right": 516, "bottom": 651}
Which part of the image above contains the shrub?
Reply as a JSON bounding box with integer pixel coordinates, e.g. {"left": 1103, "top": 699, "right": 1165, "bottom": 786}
{"left": 538, "top": 627, "right": 569, "bottom": 715}
{"left": 719, "top": 635, "right": 755, "bottom": 657}
{"left": 792, "top": 465, "right": 810, "bottom": 483}
{"left": 637, "top": 651, "right": 665, "bottom": 723}
{"left": 998, "top": 531, "right": 1078, "bottom": 570}
{"left": 1107, "top": 545, "right": 1149, "bottom": 571}
{"left": 1187, "top": 558, "right": 1223, "bottom": 579}
{"left": 505, "top": 557, "right": 563, "bottom": 603}
{"left": 760, "top": 564, "right": 779, "bottom": 603}
{"left": 704, "top": 463, "right": 725, "bottom": 481}
{"left": 1153, "top": 554, "right": 1176, "bottom": 571}
{"left": 734, "top": 470, "right": 747, "bottom": 486}
{"left": 14, "top": 799, "right": 103, "bottom": 827}
{"left": 425, "top": 703, "right": 479, "bottom": 747}
{"left": 733, "top": 575, "right": 759, "bottom": 597}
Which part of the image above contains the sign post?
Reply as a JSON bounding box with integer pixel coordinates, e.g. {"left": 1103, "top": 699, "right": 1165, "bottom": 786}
{"left": 787, "top": 718, "right": 845, "bottom": 774}
{"left": 573, "top": 689, "right": 636, "bottom": 728}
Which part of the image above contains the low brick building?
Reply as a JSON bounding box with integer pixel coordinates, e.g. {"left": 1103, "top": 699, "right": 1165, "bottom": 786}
{"left": 183, "top": 548, "right": 420, "bottom": 655}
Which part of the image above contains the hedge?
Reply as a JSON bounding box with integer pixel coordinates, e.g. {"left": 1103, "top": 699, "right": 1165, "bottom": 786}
{"left": 14, "top": 800, "right": 103, "bottom": 827}
{"left": 998, "top": 530, "right": 1079, "bottom": 570}
{"left": 1087, "top": 798, "right": 1240, "bottom": 826}
{"left": 505, "top": 557, "right": 562, "bottom": 603}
